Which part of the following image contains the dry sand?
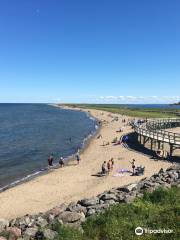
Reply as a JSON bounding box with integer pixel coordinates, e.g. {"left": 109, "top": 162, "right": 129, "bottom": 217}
{"left": 0, "top": 107, "right": 173, "bottom": 219}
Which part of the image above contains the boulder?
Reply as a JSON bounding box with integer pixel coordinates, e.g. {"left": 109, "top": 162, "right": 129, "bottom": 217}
{"left": 47, "top": 203, "right": 67, "bottom": 217}
{"left": 24, "top": 227, "right": 38, "bottom": 237}
{"left": 58, "top": 211, "right": 84, "bottom": 223}
{"left": 6, "top": 227, "right": 21, "bottom": 238}
{"left": 0, "top": 219, "right": 9, "bottom": 233}
{"left": 86, "top": 209, "right": 96, "bottom": 216}
{"left": 104, "top": 199, "right": 116, "bottom": 205}
{"left": 43, "top": 229, "right": 58, "bottom": 240}
{"left": 36, "top": 216, "right": 48, "bottom": 228}
{"left": 123, "top": 194, "right": 136, "bottom": 203}
{"left": 79, "top": 197, "right": 99, "bottom": 207}
{"left": 118, "top": 183, "right": 138, "bottom": 193}
{"left": 100, "top": 193, "right": 118, "bottom": 201}
{"left": 0, "top": 237, "right": 7, "bottom": 240}
{"left": 66, "top": 203, "right": 87, "bottom": 215}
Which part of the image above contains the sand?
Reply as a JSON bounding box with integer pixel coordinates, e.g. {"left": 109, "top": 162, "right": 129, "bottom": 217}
{"left": 0, "top": 107, "right": 173, "bottom": 220}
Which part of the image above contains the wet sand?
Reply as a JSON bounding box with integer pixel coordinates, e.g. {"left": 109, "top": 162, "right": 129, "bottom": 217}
{"left": 0, "top": 107, "right": 173, "bottom": 219}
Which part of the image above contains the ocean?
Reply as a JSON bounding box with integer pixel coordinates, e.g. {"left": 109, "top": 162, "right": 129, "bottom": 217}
{"left": 0, "top": 104, "right": 98, "bottom": 190}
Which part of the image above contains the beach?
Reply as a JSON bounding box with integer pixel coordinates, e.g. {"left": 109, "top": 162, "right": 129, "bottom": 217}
{"left": 0, "top": 107, "right": 173, "bottom": 220}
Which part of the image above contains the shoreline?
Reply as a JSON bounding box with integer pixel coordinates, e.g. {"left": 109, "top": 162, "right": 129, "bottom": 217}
{"left": 0, "top": 107, "right": 173, "bottom": 219}
{"left": 0, "top": 104, "right": 99, "bottom": 193}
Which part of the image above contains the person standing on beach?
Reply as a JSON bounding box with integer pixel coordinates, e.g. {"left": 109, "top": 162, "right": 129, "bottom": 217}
{"left": 107, "top": 160, "right": 111, "bottom": 174}
{"left": 110, "top": 158, "right": 114, "bottom": 170}
{"left": 130, "top": 159, "right": 136, "bottom": 175}
{"left": 102, "top": 161, "right": 107, "bottom": 175}
{"left": 48, "top": 154, "right": 54, "bottom": 166}
{"left": 76, "top": 152, "right": 80, "bottom": 164}
{"left": 59, "top": 157, "right": 64, "bottom": 167}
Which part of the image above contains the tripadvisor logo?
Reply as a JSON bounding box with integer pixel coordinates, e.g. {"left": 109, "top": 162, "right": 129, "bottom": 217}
{"left": 135, "top": 226, "right": 173, "bottom": 235}
{"left": 135, "top": 227, "right": 143, "bottom": 236}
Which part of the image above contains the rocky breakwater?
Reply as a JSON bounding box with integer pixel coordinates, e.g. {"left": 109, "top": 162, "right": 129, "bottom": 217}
{"left": 0, "top": 165, "right": 179, "bottom": 240}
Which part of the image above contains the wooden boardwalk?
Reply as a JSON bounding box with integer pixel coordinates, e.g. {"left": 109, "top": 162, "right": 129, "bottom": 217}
{"left": 133, "top": 118, "right": 180, "bottom": 156}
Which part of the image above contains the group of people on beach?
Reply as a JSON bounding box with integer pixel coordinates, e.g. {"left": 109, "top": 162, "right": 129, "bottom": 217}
{"left": 101, "top": 158, "right": 114, "bottom": 175}
{"left": 101, "top": 158, "right": 137, "bottom": 176}
{"left": 48, "top": 151, "right": 81, "bottom": 167}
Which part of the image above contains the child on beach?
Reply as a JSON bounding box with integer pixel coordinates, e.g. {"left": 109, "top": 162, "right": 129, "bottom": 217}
{"left": 48, "top": 154, "right": 54, "bottom": 166}
{"left": 59, "top": 157, "right": 64, "bottom": 167}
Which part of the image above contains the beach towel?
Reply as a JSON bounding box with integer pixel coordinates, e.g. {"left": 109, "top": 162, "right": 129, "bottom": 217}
{"left": 113, "top": 173, "right": 124, "bottom": 177}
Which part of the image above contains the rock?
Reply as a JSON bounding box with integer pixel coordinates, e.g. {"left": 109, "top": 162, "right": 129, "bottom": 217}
{"left": 13, "top": 216, "right": 35, "bottom": 229}
{"left": 36, "top": 216, "right": 48, "bottom": 228}
{"left": 43, "top": 229, "right": 58, "bottom": 240}
{"left": 123, "top": 194, "right": 136, "bottom": 203}
{"left": 86, "top": 209, "right": 96, "bottom": 216}
{"left": 34, "top": 231, "right": 45, "bottom": 240}
{"left": 118, "top": 183, "right": 137, "bottom": 193}
{"left": 58, "top": 211, "right": 84, "bottom": 223}
{"left": 79, "top": 197, "right": 99, "bottom": 207}
{"left": 47, "top": 203, "right": 67, "bottom": 217}
{"left": 0, "top": 237, "right": 7, "bottom": 240}
{"left": 47, "top": 214, "right": 55, "bottom": 223}
{"left": 66, "top": 203, "right": 87, "bottom": 215}
{"left": 158, "top": 168, "right": 164, "bottom": 174}
{"left": 0, "top": 219, "right": 9, "bottom": 232}
{"left": 87, "top": 203, "right": 109, "bottom": 211}
{"left": 100, "top": 193, "right": 118, "bottom": 201}
{"left": 24, "top": 227, "right": 38, "bottom": 237}
{"left": 6, "top": 227, "right": 21, "bottom": 238}
{"left": 104, "top": 199, "right": 116, "bottom": 205}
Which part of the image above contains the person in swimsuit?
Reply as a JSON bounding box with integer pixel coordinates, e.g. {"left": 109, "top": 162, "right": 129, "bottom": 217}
{"left": 130, "top": 159, "right": 136, "bottom": 175}
{"left": 107, "top": 160, "right": 111, "bottom": 174}
{"left": 102, "top": 161, "right": 107, "bottom": 174}
{"left": 110, "top": 158, "right": 114, "bottom": 170}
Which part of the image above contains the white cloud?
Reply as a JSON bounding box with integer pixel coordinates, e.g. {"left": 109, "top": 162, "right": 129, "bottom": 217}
{"left": 96, "top": 96, "right": 180, "bottom": 104}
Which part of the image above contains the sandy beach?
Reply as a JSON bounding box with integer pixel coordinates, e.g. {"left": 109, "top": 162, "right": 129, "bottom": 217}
{"left": 0, "top": 107, "right": 173, "bottom": 220}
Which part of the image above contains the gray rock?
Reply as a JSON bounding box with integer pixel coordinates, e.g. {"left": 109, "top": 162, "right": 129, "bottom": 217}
{"left": 100, "top": 193, "right": 118, "bottom": 201}
{"left": 118, "top": 183, "right": 138, "bottom": 193}
{"left": 87, "top": 203, "right": 109, "bottom": 211}
{"left": 47, "top": 203, "right": 67, "bottom": 217}
{"left": 36, "top": 216, "right": 48, "bottom": 227}
{"left": 124, "top": 194, "right": 136, "bottom": 203}
{"left": 58, "top": 211, "right": 84, "bottom": 223}
{"left": 0, "top": 219, "right": 9, "bottom": 232}
{"left": 66, "top": 203, "right": 87, "bottom": 215}
{"left": 43, "top": 229, "right": 58, "bottom": 240}
{"left": 79, "top": 197, "right": 99, "bottom": 207}
{"left": 24, "top": 227, "right": 38, "bottom": 237}
{"left": 104, "top": 199, "right": 116, "bottom": 205}
{"left": 86, "top": 209, "right": 96, "bottom": 216}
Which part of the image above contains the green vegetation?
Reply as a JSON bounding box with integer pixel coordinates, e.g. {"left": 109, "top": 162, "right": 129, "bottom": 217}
{"left": 62, "top": 104, "right": 180, "bottom": 118}
{"left": 52, "top": 187, "right": 180, "bottom": 240}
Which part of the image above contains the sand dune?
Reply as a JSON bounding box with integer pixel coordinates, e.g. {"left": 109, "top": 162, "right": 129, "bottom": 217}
{"left": 0, "top": 107, "right": 172, "bottom": 219}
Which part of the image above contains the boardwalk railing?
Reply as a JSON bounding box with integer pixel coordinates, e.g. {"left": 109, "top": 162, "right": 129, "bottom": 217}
{"left": 134, "top": 118, "right": 180, "bottom": 146}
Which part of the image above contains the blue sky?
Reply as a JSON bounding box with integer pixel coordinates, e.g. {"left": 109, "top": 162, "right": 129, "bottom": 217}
{"left": 0, "top": 0, "right": 179, "bottom": 103}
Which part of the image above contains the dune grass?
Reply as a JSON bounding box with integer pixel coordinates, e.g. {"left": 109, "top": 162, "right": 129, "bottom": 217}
{"left": 52, "top": 186, "right": 180, "bottom": 240}
{"left": 62, "top": 104, "right": 180, "bottom": 118}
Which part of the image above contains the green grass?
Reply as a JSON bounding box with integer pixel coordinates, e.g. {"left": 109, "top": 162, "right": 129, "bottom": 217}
{"left": 52, "top": 186, "right": 180, "bottom": 240}
{"left": 61, "top": 104, "right": 180, "bottom": 118}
